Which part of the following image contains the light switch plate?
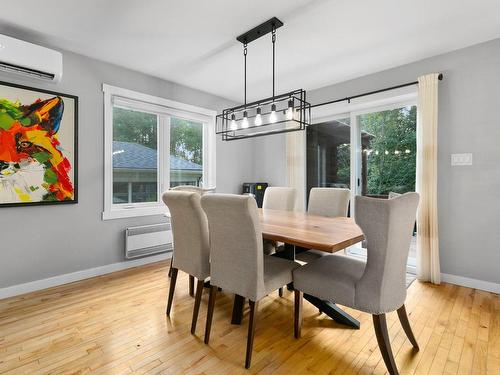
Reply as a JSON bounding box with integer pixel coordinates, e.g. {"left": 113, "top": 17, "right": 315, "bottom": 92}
{"left": 451, "top": 153, "right": 472, "bottom": 166}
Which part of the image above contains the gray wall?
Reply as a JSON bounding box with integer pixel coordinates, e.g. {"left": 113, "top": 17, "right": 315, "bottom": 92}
{"left": 253, "top": 134, "right": 287, "bottom": 186}
{"left": 2, "top": 36, "right": 499, "bottom": 289}
{"left": 252, "top": 38, "right": 500, "bottom": 284}
{"left": 0, "top": 50, "right": 254, "bottom": 288}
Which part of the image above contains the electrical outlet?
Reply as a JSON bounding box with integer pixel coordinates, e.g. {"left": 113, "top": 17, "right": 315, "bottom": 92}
{"left": 451, "top": 153, "right": 472, "bottom": 166}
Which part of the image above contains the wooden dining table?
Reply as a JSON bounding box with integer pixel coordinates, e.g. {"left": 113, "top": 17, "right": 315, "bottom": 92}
{"left": 258, "top": 208, "right": 364, "bottom": 253}
{"left": 231, "top": 208, "right": 365, "bottom": 329}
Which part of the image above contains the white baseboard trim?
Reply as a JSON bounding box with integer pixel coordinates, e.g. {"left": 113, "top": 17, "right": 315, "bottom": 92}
{"left": 0, "top": 252, "right": 172, "bottom": 300}
{"left": 441, "top": 273, "right": 500, "bottom": 294}
{"left": 3, "top": 256, "right": 497, "bottom": 300}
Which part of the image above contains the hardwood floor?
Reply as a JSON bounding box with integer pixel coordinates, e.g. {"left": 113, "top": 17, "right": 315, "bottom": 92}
{"left": 0, "top": 260, "right": 498, "bottom": 374}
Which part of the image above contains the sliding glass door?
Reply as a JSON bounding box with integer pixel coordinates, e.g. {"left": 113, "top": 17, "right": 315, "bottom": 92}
{"left": 307, "top": 100, "right": 417, "bottom": 271}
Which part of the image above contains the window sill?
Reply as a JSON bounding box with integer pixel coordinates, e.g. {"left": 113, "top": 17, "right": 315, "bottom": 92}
{"left": 102, "top": 205, "right": 170, "bottom": 220}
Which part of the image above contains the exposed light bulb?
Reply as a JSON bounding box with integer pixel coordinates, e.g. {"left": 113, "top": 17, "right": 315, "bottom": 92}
{"left": 375, "top": 150, "right": 379, "bottom": 155}
{"left": 286, "top": 99, "right": 294, "bottom": 120}
{"left": 270, "top": 104, "right": 277, "bottom": 123}
{"left": 405, "top": 149, "right": 411, "bottom": 154}
{"left": 384, "top": 150, "right": 389, "bottom": 155}
{"left": 230, "top": 113, "right": 237, "bottom": 130}
{"left": 394, "top": 150, "right": 400, "bottom": 155}
{"left": 255, "top": 107, "right": 262, "bottom": 126}
{"left": 242, "top": 111, "right": 249, "bottom": 128}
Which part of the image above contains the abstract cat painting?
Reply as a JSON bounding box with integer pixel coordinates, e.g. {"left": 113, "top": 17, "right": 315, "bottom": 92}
{"left": 0, "top": 81, "right": 78, "bottom": 207}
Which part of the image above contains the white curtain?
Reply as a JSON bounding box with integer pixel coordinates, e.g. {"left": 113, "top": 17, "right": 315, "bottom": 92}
{"left": 286, "top": 131, "right": 306, "bottom": 212}
{"left": 416, "top": 73, "right": 441, "bottom": 284}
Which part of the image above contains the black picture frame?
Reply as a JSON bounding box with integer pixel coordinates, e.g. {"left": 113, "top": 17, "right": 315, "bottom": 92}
{"left": 0, "top": 80, "right": 78, "bottom": 207}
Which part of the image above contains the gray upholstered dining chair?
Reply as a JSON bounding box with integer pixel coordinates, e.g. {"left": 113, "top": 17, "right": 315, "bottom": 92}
{"left": 307, "top": 187, "right": 350, "bottom": 217}
{"left": 293, "top": 193, "right": 420, "bottom": 375}
{"left": 296, "top": 187, "right": 351, "bottom": 263}
{"left": 361, "top": 192, "right": 402, "bottom": 249}
{"left": 162, "top": 191, "right": 210, "bottom": 335}
{"left": 262, "top": 187, "right": 296, "bottom": 256}
{"left": 167, "top": 185, "right": 214, "bottom": 291}
{"left": 200, "top": 194, "right": 300, "bottom": 369}
{"left": 262, "top": 186, "right": 296, "bottom": 210}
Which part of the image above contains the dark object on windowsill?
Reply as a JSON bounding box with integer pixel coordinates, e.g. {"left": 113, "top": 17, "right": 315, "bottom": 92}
{"left": 242, "top": 183, "right": 268, "bottom": 208}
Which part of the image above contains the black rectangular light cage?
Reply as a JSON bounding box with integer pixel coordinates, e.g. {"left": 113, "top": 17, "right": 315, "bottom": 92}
{"left": 216, "top": 89, "right": 311, "bottom": 141}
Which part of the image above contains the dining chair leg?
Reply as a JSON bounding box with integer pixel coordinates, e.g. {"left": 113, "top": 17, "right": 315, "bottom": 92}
{"left": 245, "top": 300, "right": 259, "bottom": 369}
{"left": 204, "top": 285, "right": 218, "bottom": 344}
{"left": 191, "top": 279, "right": 205, "bottom": 335}
{"left": 168, "top": 257, "right": 173, "bottom": 278}
{"left": 166, "top": 268, "right": 178, "bottom": 316}
{"left": 231, "top": 294, "right": 245, "bottom": 325}
{"left": 373, "top": 314, "right": 399, "bottom": 375}
{"left": 294, "top": 290, "right": 303, "bottom": 339}
{"left": 278, "top": 287, "right": 283, "bottom": 297}
{"left": 189, "top": 275, "right": 195, "bottom": 297}
{"left": 397, "top": 304, "right": 419, "bottom": 350}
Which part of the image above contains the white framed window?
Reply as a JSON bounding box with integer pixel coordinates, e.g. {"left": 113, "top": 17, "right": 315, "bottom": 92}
{"left": 102, "top": 84, "right": 216, "bottom": 220}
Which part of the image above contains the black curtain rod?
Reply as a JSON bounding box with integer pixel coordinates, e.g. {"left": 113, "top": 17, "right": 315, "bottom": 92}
{"left": 310, "top": 73, "right": 443, "bottom": 109}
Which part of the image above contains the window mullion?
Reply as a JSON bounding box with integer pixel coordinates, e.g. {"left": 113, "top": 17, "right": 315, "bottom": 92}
{"left": 160, "top": 115, "right": 171, "bottom": 193}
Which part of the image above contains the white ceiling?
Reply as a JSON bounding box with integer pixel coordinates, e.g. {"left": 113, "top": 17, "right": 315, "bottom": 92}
{"left": 2, "top": 0, "right": 500, "bottom": 103}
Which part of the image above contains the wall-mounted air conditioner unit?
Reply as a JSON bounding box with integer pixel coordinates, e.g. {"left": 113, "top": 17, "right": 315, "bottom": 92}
{"left": 0, "top": 34, "right": 63, "bottom": 83}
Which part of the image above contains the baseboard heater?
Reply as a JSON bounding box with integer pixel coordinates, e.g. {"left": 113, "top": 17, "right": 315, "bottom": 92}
{"left": 125, "top": 223, "right": 173, "bottom": 259}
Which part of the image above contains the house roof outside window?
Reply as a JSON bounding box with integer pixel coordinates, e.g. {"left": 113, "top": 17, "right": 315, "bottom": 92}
{"left": 112, "top": 141, "right": 202, "bottom": 171}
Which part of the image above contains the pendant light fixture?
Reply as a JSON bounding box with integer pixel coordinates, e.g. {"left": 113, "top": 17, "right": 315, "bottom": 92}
{"left": 216, "top": 17, "right": 311, "bottom": 141}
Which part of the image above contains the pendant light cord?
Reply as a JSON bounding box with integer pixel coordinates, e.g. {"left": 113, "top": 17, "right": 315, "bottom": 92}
{"left": 244, "top": 43, "right": 247, "bottom": 108}
{"left": 272, "top": 27, "right": 276, "bottom": 101}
